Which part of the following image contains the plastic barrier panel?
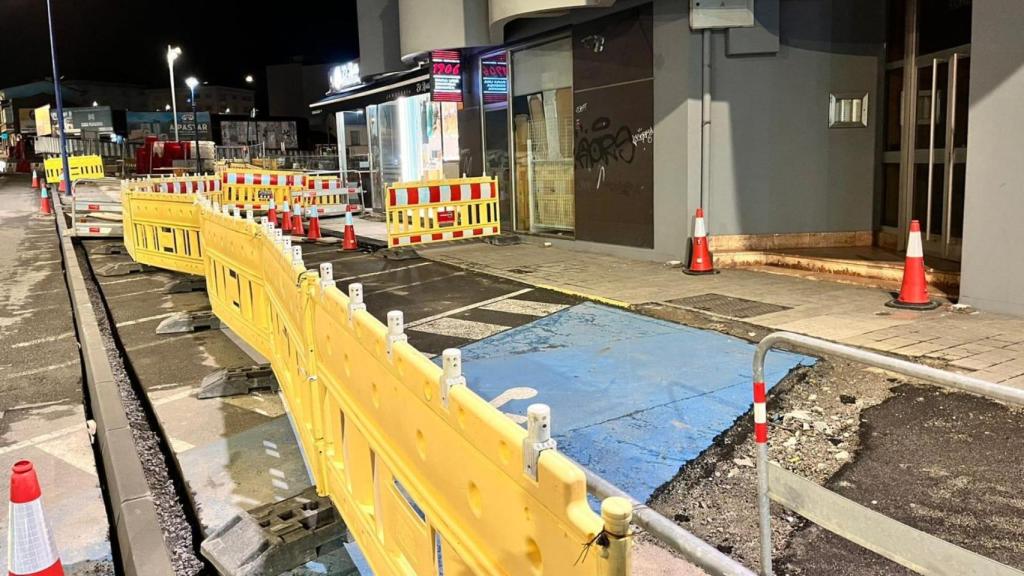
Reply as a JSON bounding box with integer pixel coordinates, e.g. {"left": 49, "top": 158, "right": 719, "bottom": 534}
{"left": 44, "top": 155, "right": 104, "bottom": 184}
{"left": 386, "top": 178, "right": 500, "bottom": 248}
{"left": 219, "top": 168, "right": 307, "bottom": 209}
{"left": 121, "top": 182, "right": 204, "bottom": 276}
{"left": 121, "top": 175, "right": 629, "bottom": 576}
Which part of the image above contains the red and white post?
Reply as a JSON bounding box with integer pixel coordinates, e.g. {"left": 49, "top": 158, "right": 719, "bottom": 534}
{"left": 753, "top": 379, "right": 773, "bottom": 575}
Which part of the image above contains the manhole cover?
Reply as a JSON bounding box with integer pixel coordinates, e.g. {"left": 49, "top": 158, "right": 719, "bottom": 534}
{"left": 666, "top": 293, "right": 790, "bottom": 319}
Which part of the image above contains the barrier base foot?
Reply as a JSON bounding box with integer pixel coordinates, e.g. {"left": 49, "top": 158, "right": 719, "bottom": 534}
{"left": 96, "top": 262, "right": 149, "bottom": 277}
{"left": 156, "top": 310, "right": 222, "bottom": 334}
{"left": 91, "top": 243, "right": 127, "bottom": 256}
{"left": 201, "top": 486, "right": 347, "bottom": 576}
{"left": 682, "top": 268, "right": 720, "bottom": 276}
{"left": 885, "top": 298, "right": 941, "bottom": 311}
{"left": 198, "top": 364, "right": 278, "bottom": 399}
{"left": 484, "top": 232, "right": 521, "bottom": 246}
{"left": 164, "top": 277, "right": 207, "bottom": 294}
{"left": 380, "top": 248, "right": 419, "bottom": 261}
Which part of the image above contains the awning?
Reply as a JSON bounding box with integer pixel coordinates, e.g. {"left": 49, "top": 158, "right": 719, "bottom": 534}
{"left": 310, "top": 68, "right": 432, "bottom": 112}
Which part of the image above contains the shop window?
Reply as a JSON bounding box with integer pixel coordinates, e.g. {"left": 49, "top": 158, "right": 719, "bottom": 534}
{"left": 511, "top": 38, "right": 574, "bottom": 235}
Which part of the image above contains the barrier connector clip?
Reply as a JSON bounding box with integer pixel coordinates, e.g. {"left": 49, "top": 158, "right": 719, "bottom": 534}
{"left": 523, "top": 404, "right": 557, "bottom": 481}
{"left": 347, "top": 283, "right": 366, "bottom": 324}
{"left": 292, "top": 246, "right": 303, "bottom": 267}
{"left": 386, "top": 310, "right": 408, "bottom": 361}
{"left": 439, "top": 349, "right": 466, "bottom": 408}
{"left": 319, "top": 263, "right": 334, "bottom": 290}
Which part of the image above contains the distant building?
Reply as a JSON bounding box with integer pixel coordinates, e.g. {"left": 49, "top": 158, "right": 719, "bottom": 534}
{"left": 265, "top": 61, "right": 334, "bottom": 143}
{"left": 145, "top": 85, "right": 254, "bottom": 115}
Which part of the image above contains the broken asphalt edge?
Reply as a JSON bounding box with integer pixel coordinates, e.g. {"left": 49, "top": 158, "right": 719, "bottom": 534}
{"left": 52, "top": 193, "right": 176, "bottom": 576}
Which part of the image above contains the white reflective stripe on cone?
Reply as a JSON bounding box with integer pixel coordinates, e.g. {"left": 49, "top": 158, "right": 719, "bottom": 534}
{"left": 694, "top": 216, "right": 707, "bottom": 238}
{"left": 906, "top": 231, "right": 924, "bottom": 258}
{"left": 8, "top": 500, "right": 60, "bottom": 574}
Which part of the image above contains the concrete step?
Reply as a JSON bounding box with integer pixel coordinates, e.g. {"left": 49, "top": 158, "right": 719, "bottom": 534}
{"left": 715, "top": 250, "right": 960, "bottom": 297}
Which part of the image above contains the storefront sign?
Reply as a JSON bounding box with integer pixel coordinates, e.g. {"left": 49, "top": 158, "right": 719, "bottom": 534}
{"left": 329, "top": 62, "right": 361, "bottom": 93}
{"left": 126, "top": 111, "right": 211, "bottom": 142}
{"left": 481, "top": 53, "right": 508, "bottom": 104}
{"left": 430, "top": 50, "right": 462, "bottom": 103}
{"left": 50, "top": 106, "right": 115, "bottom": 135}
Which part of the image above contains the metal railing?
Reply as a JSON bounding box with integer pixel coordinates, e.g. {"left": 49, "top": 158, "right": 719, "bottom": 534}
{"left": 753, "top": 332, "right": 1024, "bottom": 576}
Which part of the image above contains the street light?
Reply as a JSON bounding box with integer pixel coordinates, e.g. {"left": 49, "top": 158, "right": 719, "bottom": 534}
{"left": 244, "top": 74, "right": 254, "bottom": 84}
{"left": 167, "top": 45, "right": 182, "bottom": 141}
{"left": 185, "top": 76, "right": 200, "bottom": 172}
{"left": 164, "top": 103, "right": 171, "bottom": 111}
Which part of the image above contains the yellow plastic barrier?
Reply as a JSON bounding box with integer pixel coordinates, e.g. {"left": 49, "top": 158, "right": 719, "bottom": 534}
{"left": 44, "top": 154, "right": 104, "bottom": 184}
{"left": 386, "top": 177, "right": 500, "bottom": 248}
{"left": 121, "top": 175, "right": 632, "bottom": 576}
{"left": 121, "top": 185, "right": 204, "bottom": 276}
{"left": 217, "top": 168, "right": 308, "bottom": 209}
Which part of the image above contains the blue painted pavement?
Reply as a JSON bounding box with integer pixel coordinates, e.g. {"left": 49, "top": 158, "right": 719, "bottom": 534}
{"left": 453, "top": 302, "right": 812, "bottom": 503}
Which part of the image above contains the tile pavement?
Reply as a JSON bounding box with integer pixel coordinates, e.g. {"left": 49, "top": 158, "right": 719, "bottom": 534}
{"left": 419, "top": 242, "right": 1024, "bottom": 388}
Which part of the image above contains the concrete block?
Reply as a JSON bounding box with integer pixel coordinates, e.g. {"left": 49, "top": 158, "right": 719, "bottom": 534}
{"left": 115, "top": 497, "right": 176, "bottom": 576}
{"left": 198, "top": 364, "right": 278, "bottom": 399}
{"left": 98, "top": 427, "right": 151, "bottom": 524}
{"left": 91, "top": 378, "right": 130, "bottom": 432}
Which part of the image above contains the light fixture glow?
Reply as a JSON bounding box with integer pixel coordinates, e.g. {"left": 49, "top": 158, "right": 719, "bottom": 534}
{"left": 244, "top": 75, "right": 254, "bottom": 84}
{"left": 166, "top": 45, "right": 181, "bottom": 64}
{"left": 185, "top": 76, "right": 199, "bottom": 90}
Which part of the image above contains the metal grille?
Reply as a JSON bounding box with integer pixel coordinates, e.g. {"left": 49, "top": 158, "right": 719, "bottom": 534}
{"left": 666, "top": 293, "right": 790, "bottom": 319}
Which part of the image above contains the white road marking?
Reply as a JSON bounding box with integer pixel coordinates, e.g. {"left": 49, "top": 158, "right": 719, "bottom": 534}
{"left": 335, "top": 261, "right": 433, "bottom": 283}
{"left": 125, "top": 334, "right": 194, "bottom": 352}
{"left": 408, "top": 317, "right": 510, "bottom": 340}
{"left": 406, "top": 288, "right": 534, "bottom": 328}
{"left": 0, "top": 360, "right": 77, "bottom": 380}
{"left": 365, "top": 272, "right": 465, "bottom": 296}
{"left": 101, "top": 274, "right": 168, "bottom": 285}
{"left": 114, "top": 312, "right": 176, "bottom": 327}
{"left": 107, "top": 286, "right": 171, "bottom": 300}
{"left": 480, "top": 298, "right": 568, "bottom": 317}
{"left": 168, "top": 437, "right": 196, "bottom": 454}
{"left": 0, "top": 422, "right": 84, "bottom": 455}
{"left": 10, "top": 331, "right": 74, "bottom": 348}
{"left": 38, "top": 433, "right": 98, "bottom": 476}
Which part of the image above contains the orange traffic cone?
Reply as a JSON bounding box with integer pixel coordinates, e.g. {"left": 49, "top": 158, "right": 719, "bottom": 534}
{"left": 684, "top": 208, "right": 717, "bottom": 275}
{"left": 306, "top": 205, "right": 322, "bottom": 241}
{"left": 280, "top": 200, "right": 293, "bottom": 233}
{"left": 31, "top": 170, "right": 40, "bottom": 189}
{"left": 40, "top": 187, "right": 52, "bottom": 215}
{"left": 342, "top": 211, "right": 358, "bottom": 251}
{"left": 291, "top": 204, "right": 305, "bottom": 236}
{"left": 887, "top": 220, "right": 939, "bottom": 310}
{"left": 8, "top": 460, "right": 64, "bottom": 576}
{"left": 58, "top": 179, "right": 66, "bottom": 194}
{"left": 267, "top": 199, "right": 278, "bottom": 228}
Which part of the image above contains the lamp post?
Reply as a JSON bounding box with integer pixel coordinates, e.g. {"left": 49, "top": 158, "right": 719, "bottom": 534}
{"left": 185, "top": 76, "right": 200, "bottom": 172}
{"left": 44, "top": 0, "right": 71, "bottom": 197}
{"left": 245, "top": 74, "right": 258, "bottom": 157}
{"left": 166, "top": 46, "right": 182, "bottom": 141}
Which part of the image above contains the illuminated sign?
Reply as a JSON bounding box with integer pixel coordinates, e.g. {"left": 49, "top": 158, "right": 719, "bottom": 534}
{"left": 430, "top": 50, "right": 462, "bottom": 103}
{"left": 329, "top": 62, "right": 361, "bottom": 93}
{"left": 481, "top": 53, "right": 508, "bottom": 104}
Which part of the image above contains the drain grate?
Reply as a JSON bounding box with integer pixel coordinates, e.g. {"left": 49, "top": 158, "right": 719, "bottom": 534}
{"left": 666, "top": 293, "right": 791, "bottom": 319}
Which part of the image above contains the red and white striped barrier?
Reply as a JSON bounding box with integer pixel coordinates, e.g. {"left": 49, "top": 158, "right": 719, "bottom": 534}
{"left": 753, "top": 380, "right": 768, "bottom": 445}
{"left": 151, "top": 179, "right": 221, "bottom": 194}
{"left": 307, "top": 177, "right": 344, "bottom": 191}
{"left": 7, "top": 460, "right": 64, "bottom": 576}
{"left": 222, "top": 172, "right": 306, "bottom": 187}
{"left": 389, "top": 181, "right": 495, "bottom": 207}
{"left": 391, "top": 226, "right": 498, "bottom": 247}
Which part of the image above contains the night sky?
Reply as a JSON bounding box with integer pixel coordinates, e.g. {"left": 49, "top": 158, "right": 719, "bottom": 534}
{"left": 0, "top": 0, "right": 359, "bottom": 89}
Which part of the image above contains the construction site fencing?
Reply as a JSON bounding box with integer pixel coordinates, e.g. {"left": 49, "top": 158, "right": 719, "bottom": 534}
{"left": 752, "top": 332, "right": 1024, "bottom": 576}
{"left": 44, "top": 154, "right": 105, "bottom": 184}
{"left": 120, "top": 175, "right": 632, "bottom": 576}
{"left": 386, "top": 177, "right": 501, "bottom": 248}
{"left": 217, "top": 168, "right": 307, "bottom": 209}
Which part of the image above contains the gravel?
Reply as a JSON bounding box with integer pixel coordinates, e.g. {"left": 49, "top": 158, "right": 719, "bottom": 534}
{"left": 76, "top": 245, "right": 206, "bottom": 576}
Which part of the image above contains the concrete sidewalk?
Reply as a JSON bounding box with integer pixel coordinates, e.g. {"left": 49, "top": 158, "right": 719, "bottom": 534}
{"left": 419, "top": 241, "right": 1024, "bottom": 387}
{"left": 0, "top": 175, "right": 113, "bottom": 574}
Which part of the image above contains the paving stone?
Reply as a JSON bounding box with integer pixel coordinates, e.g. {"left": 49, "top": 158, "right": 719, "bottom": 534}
{"left": 867, "top": 336, "right": 923, "bottom": 352}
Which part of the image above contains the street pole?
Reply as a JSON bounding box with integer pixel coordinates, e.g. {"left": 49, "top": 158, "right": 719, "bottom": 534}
{"left": 45, "top": 0, "right": 71, "bottom": 197}
{"left": 191, "top": 89, "right": 200, "bottom": 172}
{"left": 167, "top": 46, "right": 181, "bottom": 141}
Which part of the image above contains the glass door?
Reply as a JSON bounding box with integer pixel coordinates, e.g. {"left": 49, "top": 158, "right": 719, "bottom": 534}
{"left": 882, "top": 0, "right": 971, "bottom": 261}
{"left": 480, "top": 51, "right": 512, "bottom": 229}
